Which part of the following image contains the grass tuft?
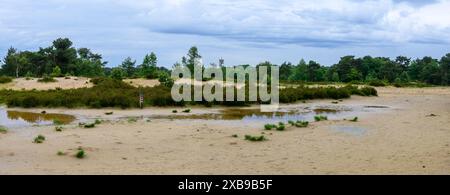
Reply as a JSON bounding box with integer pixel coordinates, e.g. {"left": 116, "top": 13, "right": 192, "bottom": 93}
{"left": 33, "top": 135, "right": 46, "bottom": 143}
{"left": 245, "top": 135, "right": 267, "bottom": 142}
{"left": 314, "top": 115, "right": 328, "bottom": 122}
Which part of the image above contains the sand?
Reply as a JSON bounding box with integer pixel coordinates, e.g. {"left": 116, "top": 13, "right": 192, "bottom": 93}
{"left": 0, "top": 87, "right": 449, "bottom": 175}
{"left": 0, "top": 77, "right": 161, "bottom": 90}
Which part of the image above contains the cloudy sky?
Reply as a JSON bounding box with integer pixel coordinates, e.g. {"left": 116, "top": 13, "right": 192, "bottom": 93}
{"left": 0, "top": 0, "right": 449, "bottom": 67}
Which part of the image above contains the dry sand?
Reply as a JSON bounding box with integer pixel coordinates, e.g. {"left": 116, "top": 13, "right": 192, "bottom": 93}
{"left": 0, "top": 77, "right": 161, "bottom": 90}
{"left": 0, "top": 87, "right": 449, "bottom": 175}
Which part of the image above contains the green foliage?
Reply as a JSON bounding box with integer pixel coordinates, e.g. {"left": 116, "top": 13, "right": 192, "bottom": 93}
{"left": 276, "top": 122, "right": 286, "bottom": 131}
{"left": 0, "top": 126, "right": 7, "bottom": 134}
{"left": 76, "top": 149, "right": 86, "bottom": 159}
{"left": 172, "top": 110, "right": 178, "bottom": 113}
{"left": 294, "top": 121, "right": 309, "bottom": 128}
{"left": 111, "top": 68, "right": 126, "bottom": 80}
{"left": 37, "top": 75, "right": 56, "bottom": 83}
{"left": 264, "top": 124, "right": 276, "bottom": 130}
{"left": 127, "top": 117, "right": 138, "bottom": 123}
{"left": 94, "top": 119, "right": 102, "bottom": 124}
{"left": 314, "top": 115, "right": 328, "bottom": 121}
{"left": 53, "top": 119, "right": 63, "bottom": 125}
{"left": 231, "top": 134, "right": 238, "bottom": 138}
{"left": 182, "top": 109, "right": 191, "bottom": 113}
{"left": 33, "top": 135, "right": 46, "bottom": 143}
{"left": 105, "top": 112, "right": 114, "bottom": 115}
{"left": 350, "top": 117, "right": 358, "bottom": 122}
{"left": 55, "top": 126, "right": 63, "bottom": 132}
{"left": 57, "top": 151, "right": 67, "bottom": 156}
{"left": 0, "top": 76, "right": 12, "bottom": 84}
{"left": 245, "top": 135, "right": 266, "bottom": 142}
{"left": 51, "top": 66, "right": 63, "bottom": 77}
{"left": 84, "top": 123, "right": 96, "bottom": 128}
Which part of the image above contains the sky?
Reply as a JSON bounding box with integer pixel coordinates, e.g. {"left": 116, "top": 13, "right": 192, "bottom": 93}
{"left": 0, "top": 0, "right": 449, "bottom": 67}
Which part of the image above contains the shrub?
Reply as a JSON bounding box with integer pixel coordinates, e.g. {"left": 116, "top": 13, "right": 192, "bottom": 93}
{"left": 94, "top": 119, "right": 102, "bottom": 124}
{"left": 84, "top": 123, "right": 96, "bottom": 128}
{"left": 76, "top": 149, "right": 86, "bottom": 159}
{"left": 105, "top": 112, "right": 113, "bottom": 115}
{"left": 264, "top": 124, "right": 276, "bottom": 130}
{"left": 0, "top": 76, "right": 13, "bottom": 84}
{"left": 53, "top": 119, "right": 64, "bottom": 125}
{"left": 276, "top": 122, "right": 286, "bottom": 131}
{"left": 350, "top": 117, "right": 358, "bottom": 122}
{"left": 182, "top": 109, "right": 191, "bottom": 113}
{"left": 295, "top": 121, "right": 309, "bottom": 128}
{"left": 38, "top": 75, "right": 57, "bottom": 83}
{"left": 245, "top": 135, "right": 266, "bottom": 142}
{"left": 368, "top": 79, "right": 386, "bottom": 87}
{"left": 314, "top": 115, "right": 328, "bottom": 121}
{"left": 231, "top": 134, "right": 238, "bottom": 138}
{"left": 55, "top": 126, "right": 63, "bottom": 132}
{"left": 33, "top": 135, "right": 46, "bottom": 143}
{"left": 57, "top": 151, "right": 67, "bottom": 156}
{"left": 127, "top": 117, "right": 138, "bottom": 123}
{"left": 0, "top": 126, "right": 7, "bottom": 134}
{"left": 172, "top": 110, "right": 178, "bottom": 113}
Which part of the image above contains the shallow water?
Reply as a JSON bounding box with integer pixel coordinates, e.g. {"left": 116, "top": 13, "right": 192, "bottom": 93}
{"left": 0, "top": 108, "right": 76, "bottom": 129}
{"left": 150, "top": 104, "right": 389, "bottom": 124}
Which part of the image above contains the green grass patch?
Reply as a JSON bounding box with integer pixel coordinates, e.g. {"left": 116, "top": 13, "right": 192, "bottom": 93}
{"left": 75, "top": 149, "right": 86, "bottom": 159}
{"left": 245, "top": 135, "right": 267, "bottom": 142}
{"left": 55, "top": 126, "right": 63, "bottom": 132}
{"left": 53, "top": 119, "right": 64, "bottom": 125}
{"left": 0, "top": 76, "right": 13, "bottom": 84}
{"left": 314, "top": 115, "right": 328, "bottom": 122}
{"left": 83, "top": 123, "right": 96, "bottom": 128}
{"left": 37, "top": 75, "right": 57, "bottom": 83}
{"left": 33, "top": 135, "right": 46, "bottom": 143}
{"left": 350, "top": 117, "right": 358, "bottom": 122}
{"left": 0, "top": 126, "right": 7, "bottom": 134}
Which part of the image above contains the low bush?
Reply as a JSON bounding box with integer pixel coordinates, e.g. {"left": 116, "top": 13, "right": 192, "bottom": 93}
{"left": 0, "top": 126, "right": 7, "bottom": 134}
{"left": 350, "top": 117, "right": 358, "bottom": 122}
{"left": 55, "top": 126, "right": 63, "bottom": 132}
{"left": 264, "top": 124, "right": 276, "bottom": 130}
{"left": 182, "top": 109, "right": 191, "bottom": 113}
{"left": 57, "top": 151, "right": 67, "bottom": 156}
{"left": 33, "top": 135, "right": 46, "bottom": 143}
{"left": 245, "top": 135, "right": 266, "bottom": 142}
{"left": 76, "top": 149, "right": 86, "bottom": 159}
{"left": 105, "top": 112, "right": 113, "bottom": 115}
{"left": 37, "top": 75, "right": 57, "bottom": 83}
{"left": 276, "top": 122, "right": 286, "bottom": 131}
{"left": 0, "top": 76, "right": 13, "bottom": 84}
{"left": 314, "top": 115, "right": 328, "bottom": 121}
{"left": 84, "top": 123, "right": 96, "bottom": 128}
{"left": 294, "top": 121, "right": 309, "bottom": 128}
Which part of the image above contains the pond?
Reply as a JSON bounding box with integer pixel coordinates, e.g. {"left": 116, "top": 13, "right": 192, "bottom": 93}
{"left": 0, "top": 107, "right": 76, "bottom": 129}
{"left": 150, "top": 104, "right": 388, "bottom": 124}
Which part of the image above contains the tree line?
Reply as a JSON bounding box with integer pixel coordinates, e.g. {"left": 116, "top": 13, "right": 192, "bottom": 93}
{"left": 1, "top": 38, "right": 449, "bottom": 86}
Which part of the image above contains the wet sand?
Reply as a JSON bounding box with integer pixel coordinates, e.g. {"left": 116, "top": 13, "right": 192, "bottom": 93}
{"left": 0, "top": 87, "right": 449, "bottom": 174}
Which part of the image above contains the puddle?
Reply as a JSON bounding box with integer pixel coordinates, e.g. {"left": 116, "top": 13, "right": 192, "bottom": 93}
{"left": 150, "top": 105, "right": 384, "bottom": 124}
{"left": 332, "top": 126, "right": 367, "bottom": 136}
{"left": 0, "top": 108, "right": 76, "bottom": 128}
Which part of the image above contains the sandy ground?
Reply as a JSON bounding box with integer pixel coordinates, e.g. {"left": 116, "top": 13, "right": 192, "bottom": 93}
{"left": 0, "top": 77, "right": 161, "bottom": 90}
{"left": 0, "top": 87, "right": 449, "bottom": 175}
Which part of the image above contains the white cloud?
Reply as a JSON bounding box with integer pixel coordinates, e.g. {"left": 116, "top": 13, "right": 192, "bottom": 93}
{"left": 0, "top": 0, "right": 449, "bottom": 66}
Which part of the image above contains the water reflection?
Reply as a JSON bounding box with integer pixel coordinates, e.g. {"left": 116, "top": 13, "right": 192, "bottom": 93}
{"left": 0, "top": 108, "right": 76, "bottom": 128}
